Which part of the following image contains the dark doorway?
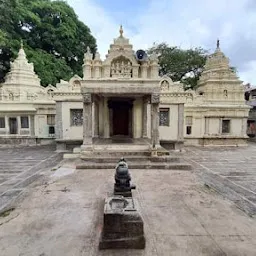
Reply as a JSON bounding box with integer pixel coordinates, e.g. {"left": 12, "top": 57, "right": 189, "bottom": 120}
{"left": 109, "top": 100, "right": 133, "bottom": 136}
{"left": 9, "top": 118, "right": 18, "bottom": 134}
{"left": 113, "top": 106, "right": 129, "bottom": 135}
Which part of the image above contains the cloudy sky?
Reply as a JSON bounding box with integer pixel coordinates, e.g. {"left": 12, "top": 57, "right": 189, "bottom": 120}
{"left": 67, "top": 0, "right": 256, "bottom": 84}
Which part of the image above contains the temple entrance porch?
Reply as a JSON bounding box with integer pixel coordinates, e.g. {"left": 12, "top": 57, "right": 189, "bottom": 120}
{"left": 80, "top": 92, "right": 161, "bottom": 156}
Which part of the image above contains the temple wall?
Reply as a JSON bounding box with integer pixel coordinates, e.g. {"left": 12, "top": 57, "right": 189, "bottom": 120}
{"left": 183, "top": 106, "right": 249, "bottom": 146}
{"left": 61, "top": 101, "right": 83, "bottom": 140}
{"left": 34, "top": 115, "right": 48, "bottom": 137}
{"left": 159, "top": 104, "right": 179, "bottom": 141}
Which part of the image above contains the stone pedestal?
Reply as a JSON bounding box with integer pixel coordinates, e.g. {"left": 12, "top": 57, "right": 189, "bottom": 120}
{"left": 99, "top": 196, "right": 145, "bottom": 250}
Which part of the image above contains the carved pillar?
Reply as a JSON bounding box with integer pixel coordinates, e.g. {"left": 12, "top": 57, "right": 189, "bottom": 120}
{"left": 142, "top": 96, "right": 149, "bottom": 138}
{"left": 132, "top": 65, "right": 139, "bottom": 78}
{"left": 151, "top": 93, "right": 160, "bottom": 148}
{"left": 82, "top": 93, "right": 93, "bottom": 148}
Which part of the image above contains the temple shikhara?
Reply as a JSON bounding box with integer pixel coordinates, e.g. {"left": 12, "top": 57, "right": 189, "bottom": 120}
{"left": 0, "top": 27, "right": 250, "bottom": 155}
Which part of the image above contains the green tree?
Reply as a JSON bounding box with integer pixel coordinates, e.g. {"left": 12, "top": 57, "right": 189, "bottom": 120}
{"left": 147, "top": 43, "right": 208, "bottom": 90}
{"left": 0, "top": 0, "right": 97, "bottom": 86}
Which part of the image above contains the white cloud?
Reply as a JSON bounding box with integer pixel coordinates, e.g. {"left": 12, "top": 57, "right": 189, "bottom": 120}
{"left": 67, "top": 0, "right": 256, "bottom": 84}
{"left": 239, "top": 61, "right": 256, "bottom": 85}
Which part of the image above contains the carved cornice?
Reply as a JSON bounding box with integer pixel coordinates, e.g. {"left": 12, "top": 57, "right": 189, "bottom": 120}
{"left": 53, "top": 92, "right": 82, "bottom": 96}
{"left": 160, "top": 92, "right": 193, "bottom": 97}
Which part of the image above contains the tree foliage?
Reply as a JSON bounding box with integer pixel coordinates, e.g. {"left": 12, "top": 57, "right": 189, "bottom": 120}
{"left": 0, "top": 0, "right": 97, "bottom": 86}
{"left": 147, "top": 43, "right": 208, "bottom": 90}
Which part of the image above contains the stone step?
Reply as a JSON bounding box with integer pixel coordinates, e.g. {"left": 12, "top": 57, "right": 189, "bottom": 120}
{"left": 80, "top": 156, "right": 180, "bottom": 163}
{"left": 73, "top": 147, "right": 81, "bottom": 153}
{"left": 63, "top": 153, "right": 80, "bottom": 159}
{"left": 93, "top": 144, "right": 150, "bottom": 151}
{"left": 76, "top": 162, "right": 192, "bottom": 170}
{"left": 83, "top": 151, "right": 152, "bottom": 156}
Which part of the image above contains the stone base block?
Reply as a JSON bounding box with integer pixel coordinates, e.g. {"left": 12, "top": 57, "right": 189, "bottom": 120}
{"left": 114, "top": 190, "right": 133, "bottom": 197}
{"left": 99, "top": 235, "right": 145, "bottom": 250}
{"left": 99, "top": 196, "right": 145, "bottom": 250}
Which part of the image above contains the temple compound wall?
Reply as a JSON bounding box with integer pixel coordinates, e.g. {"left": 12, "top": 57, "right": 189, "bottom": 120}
{"left": 0, "top": 28, "right": 250, "bottom": 149}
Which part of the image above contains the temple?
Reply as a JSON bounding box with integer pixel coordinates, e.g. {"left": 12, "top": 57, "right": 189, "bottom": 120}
{"left": 0, "top": 27, "right": 250, "bottom": 153}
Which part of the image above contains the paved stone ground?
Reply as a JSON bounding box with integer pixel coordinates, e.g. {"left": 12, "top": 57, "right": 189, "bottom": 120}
{"left": 0, "top": 144, "right": 256, "bottom": 255}
{"left": 0, "top": 144, "right": 256, "bottom": 256}
{"left": 0, "top": 145, "right": 62, "bottom": 212}
{"left": 184, "top": 142, "right": 256, "bottom": 217}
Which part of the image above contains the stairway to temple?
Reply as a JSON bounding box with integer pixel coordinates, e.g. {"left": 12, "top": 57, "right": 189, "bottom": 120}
{"left": 63, "top": 145, "right": 192, "bottom": 171}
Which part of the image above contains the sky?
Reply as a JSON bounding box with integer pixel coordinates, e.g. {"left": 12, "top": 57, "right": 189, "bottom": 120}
{"left": 67, "top": 0, "right": 256, "bottom": 85}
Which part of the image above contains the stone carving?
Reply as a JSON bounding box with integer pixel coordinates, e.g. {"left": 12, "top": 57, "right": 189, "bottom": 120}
{"left": 83, "top": 93, "right": 92, "bottom": 103}
{"left": 99, "top": 158, "right": 145, "bottom": 250}
{"left": 160, "top": 80, "right": 169, "bottom": 91}
{"left": 114, "top": 158, "right": 136, "bottom": 197}
{"left": 9, "top": 93, "right": 14, "bottom": 101}
{"left": 84, "top": 46, "right": 93, "bottom": 61}
{"left": 94, "top": 51, "right": 101, "bottom": 61}
{"left": 27, "top": 92, "right": 38, "bottom": 100}
{"left": 151, "top": 93, "right": 160, "bottom": 104}
{"left": 110, "top": 57, "right": 132, "bottom": 78}
{"left": 73, "top": 80, "right": 81, "bottom": 87}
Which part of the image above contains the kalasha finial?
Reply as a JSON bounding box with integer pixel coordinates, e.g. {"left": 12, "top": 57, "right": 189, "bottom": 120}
{"left": 119, "top": 25, "right": 123, "bottom": 37}
{"left": 20, "top": 39, "right": 24, "bottom": 49}
{"left": 217, "top": 38, "right": 220, "bottom": 48}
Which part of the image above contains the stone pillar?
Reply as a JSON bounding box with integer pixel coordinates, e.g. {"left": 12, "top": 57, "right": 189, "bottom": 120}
{"left": 30, "top": 115, "right": 35, "bottom": 136}
{"left": 177, "top": 104, "right": 184, "bottom": 140}
{"left": 98, "top": 96, "right": 104, "bottom": 137}
{"left": 5, "top": 116, "right": 9, "bottom": 135}
{"left": 151, "top": 93, "right": 160, "bottom": 148}
{"left": 55, "top": 101, "right": 63, "bottom": 140}
{"left": 104, "top": 97, "right": 110, "bottom": 138}
{"left": 94, "top": 100, "right": 99, "bottom": 137}
{"left": 142, "top": 96, "right": 149, "bottom": 138}
{"left": 17, "top": 116, "right": 21, "bottom": 135}
{"left": 82, "top": 93, "right": 93, "bottom": 150}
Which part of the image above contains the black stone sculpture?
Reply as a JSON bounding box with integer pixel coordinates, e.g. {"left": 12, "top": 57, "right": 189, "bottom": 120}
{"left": 114, "top": 158, "right": 136, "bottom": 197}
{"left": 98, "top": 158, "right": 145, "bottom": 250}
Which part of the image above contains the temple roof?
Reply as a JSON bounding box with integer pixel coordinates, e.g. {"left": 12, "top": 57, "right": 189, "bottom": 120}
{"left": 198, "top": 39, "right": 239, "bottom": 83}
{"left": 4, "top": 42, "right": 41, "bottom": 87}
{"left": 204, "top": 39, "right": 230, "bottom": 71}
{"left": 106, "top": 25, "right": 134, "bottom": 58}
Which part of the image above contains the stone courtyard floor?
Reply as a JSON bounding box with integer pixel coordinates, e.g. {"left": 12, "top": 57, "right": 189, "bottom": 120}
{"left": 0, "top": 144, "right": 256, "bottom": 255}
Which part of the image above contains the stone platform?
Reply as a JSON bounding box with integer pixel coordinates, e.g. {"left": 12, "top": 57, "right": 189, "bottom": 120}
{"left": 99, "top": 196, "right": 145, "bottom": 250}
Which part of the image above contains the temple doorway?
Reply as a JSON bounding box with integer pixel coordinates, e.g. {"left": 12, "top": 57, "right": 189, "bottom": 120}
{"left": 9, "top": 117, "right": 18, "bottom": 134}
{"left": 108, "top": 99, "right": 133, "bottom": 137}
